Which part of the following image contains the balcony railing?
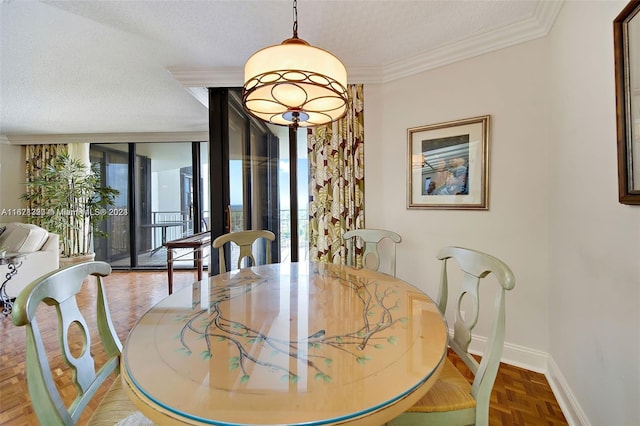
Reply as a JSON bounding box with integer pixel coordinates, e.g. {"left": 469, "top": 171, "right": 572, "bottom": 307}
{"left": 101, "top": 208, "right": 308, "bottom": 265}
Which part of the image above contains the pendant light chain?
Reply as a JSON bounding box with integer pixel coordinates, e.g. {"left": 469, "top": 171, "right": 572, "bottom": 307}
{"left": 290, "top": 0, "right": 300, "bottom": 129}
{"left": 292, "top": 0, "right": 298, "bottom": 38}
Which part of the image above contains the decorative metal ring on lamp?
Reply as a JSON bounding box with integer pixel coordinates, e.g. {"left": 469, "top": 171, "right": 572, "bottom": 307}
{"left": 242, "top": 1, "right": 348, "bottom": 128}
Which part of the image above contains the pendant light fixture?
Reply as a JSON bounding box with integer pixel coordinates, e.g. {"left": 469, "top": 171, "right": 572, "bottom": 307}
{"left": 242, "top": 0, "right": 348, "bottom": 129}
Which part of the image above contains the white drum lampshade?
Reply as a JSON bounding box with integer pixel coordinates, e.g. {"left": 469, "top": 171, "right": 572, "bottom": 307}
{"left": 242, "top": 2, "right": 348, "bottom": 128}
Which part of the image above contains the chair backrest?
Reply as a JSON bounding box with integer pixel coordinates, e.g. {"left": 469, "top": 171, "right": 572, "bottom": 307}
{"left": 11, "top": 261, "right": 120, "bottom": 426}
{"left": 212, "top": 230, "right": 276, "bottom": 273}
{"left": 343, "top": 229, "right": 402, "bottom": 276}
{"left": 435, "top": 246, "right": 515, "bottom": 419}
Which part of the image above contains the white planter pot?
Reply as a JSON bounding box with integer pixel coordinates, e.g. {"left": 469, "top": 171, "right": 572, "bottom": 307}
{"left": 59, "top": 253, "right": 96, "bottom": 269}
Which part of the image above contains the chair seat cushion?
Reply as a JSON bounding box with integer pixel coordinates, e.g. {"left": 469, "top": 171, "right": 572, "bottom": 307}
{"left": 114, "top": 411, "right": 156, "bottom": 426}
{"left": 406, "top": 358, "right": 476, "bottom": 413}
{"left": 88, "top": 377, "right": 154, "bottom": 425}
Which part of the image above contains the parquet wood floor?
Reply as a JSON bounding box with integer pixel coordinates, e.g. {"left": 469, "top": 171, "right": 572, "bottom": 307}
{"left": 0, "top": 270, "right": 567, "bottom": 425}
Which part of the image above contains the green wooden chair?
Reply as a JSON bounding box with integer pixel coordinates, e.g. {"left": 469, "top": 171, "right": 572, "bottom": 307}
{"left": 12, "top": 261, "right": 151, "bottom": 425}
{"left": 212, "top": 230, "right": 276, "bottom": 273}
{"left": 343, "top": 229, "right": 402, "bottom": 276}
{"left": 387, "top": 246, "right": 516, "bottom": 426}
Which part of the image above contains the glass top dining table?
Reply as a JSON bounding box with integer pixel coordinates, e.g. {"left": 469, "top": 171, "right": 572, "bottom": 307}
{"left": 121, "top": 262, "right": 448, "bottom": 425}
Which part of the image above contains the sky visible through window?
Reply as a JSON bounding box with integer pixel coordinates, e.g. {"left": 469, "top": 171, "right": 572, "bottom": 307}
{"left": 228, "top": 158, "right": 308, "bottom": 209}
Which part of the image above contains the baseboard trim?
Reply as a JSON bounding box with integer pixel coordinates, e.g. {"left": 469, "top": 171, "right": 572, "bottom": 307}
{"left": 465, "top": 333, "right": 547, "bottom": 373}
{"left": 545, "top": 357, "right": 591, "bottom": 426}
{"left": 456, "top": 332, "right": 589, "bottom": 425}
{"left": 499, "top": 341, "right": 548, "bottom": 373}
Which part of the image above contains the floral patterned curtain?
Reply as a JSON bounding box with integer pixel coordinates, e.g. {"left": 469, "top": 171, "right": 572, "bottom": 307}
{"left": 24, "top": 144, "right": 68, "bottom": 224}
{"left": 308, "top": 84, "right": 365, "bottom": 265}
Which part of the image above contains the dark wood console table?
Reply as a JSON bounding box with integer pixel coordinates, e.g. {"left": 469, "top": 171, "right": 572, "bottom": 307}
{"left": 165, "top": 231, "right": 211, "bottom": 294}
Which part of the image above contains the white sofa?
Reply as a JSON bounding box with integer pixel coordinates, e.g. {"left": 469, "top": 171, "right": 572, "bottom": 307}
{"left": 0, "top": 222, "right": 60, "bottom": 298}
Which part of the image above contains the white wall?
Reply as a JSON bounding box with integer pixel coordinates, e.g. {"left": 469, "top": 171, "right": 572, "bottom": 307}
{"left": 0, "top": 143, "right": 26, "bottom": 222}
{"left": 366, "top": 2, "right": 639, "bottom": 424}
{"left": 548, "top": 2, "right": 640, "bottom": 425}
{"left": 366, "top": 37, "right": 553, "bottom": 361}
{"left": 1, "top": 142, "right": 91, "bottom": 222}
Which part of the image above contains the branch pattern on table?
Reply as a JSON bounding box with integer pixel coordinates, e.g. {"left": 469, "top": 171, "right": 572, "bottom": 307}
{"left": 173, "top": 270, "right": 408, "bottom": 384}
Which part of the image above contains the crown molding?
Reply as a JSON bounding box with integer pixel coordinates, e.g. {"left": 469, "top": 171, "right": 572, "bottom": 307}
{"left": 534, "top": 0, "right": 564, "bottom": 34}
{"left": 169, "top": 1, "right": 563, "bottom": 90}
{"left": 4, "top": 132, "right": 209, "bottom": 145}
{"left": 168, "top": 65, "right": 384, "bottom": 88}
{"left": 348, "top": 67, "right": 385, "bottom": 84}
{"left": 169, "top": 67, "right": 383, "bottom": 111}
{"left": 383, "top": 0, "right": 564, "bottom": 82}
{"left": 186, "top": 87, "right": 209, "bottom": 108}
{"left": 167, "top": 67, "right": 243, "bottom": 87}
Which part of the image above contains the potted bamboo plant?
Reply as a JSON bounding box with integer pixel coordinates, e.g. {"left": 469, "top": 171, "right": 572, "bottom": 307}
{"left": 22, "top": 153, "right": 119, "bottom": 266}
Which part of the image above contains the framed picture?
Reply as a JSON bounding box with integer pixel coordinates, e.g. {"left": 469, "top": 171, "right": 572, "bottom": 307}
{"left": 407, "top": 115, "right": 490, "bottom": 210}
{"left": 614, "top": 0, "right": 640, "bottom": 205}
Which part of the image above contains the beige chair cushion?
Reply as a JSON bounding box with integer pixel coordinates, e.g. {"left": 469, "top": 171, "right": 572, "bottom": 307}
{"left": 114, "top": 412, "right": 156, "bottom": 426}
{"left": 88, "top": 377, "right": 154, "bottom": 425}
{"left": 0, "top": 223, "right": 49, "bottom": 252}
{"left": 406, "top": 358, "right": 476, "bottom": 413}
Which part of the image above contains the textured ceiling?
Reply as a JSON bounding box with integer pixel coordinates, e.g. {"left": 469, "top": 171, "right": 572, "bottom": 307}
{"left": 0, "top": 0, "right": 563, "bottom": 139}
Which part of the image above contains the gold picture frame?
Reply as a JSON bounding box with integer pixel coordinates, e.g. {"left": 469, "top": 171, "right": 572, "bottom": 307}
{"left": 407, "top": 115, "right": 490, "bottom": 210}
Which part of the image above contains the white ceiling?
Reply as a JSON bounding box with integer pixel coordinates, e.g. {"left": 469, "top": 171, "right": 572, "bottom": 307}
{"left": 0, "top": 0, "right": 563, "bottom": 141}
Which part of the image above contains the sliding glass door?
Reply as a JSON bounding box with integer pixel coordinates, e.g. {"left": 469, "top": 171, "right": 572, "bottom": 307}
{"left": 91, "top": 90, "right": 304, "bottom": 272}
{"left": 134, "top": 143, "right": 193, "bottom": 266}
{"left": 91, "top": 142, "right": 208, "bottom": 269}
{"left": 209, "top": 88, "right": 280, "bottom": 274}
{"left": 90, "top": 144, "right": 130, "bottom": 263}
{"left": 274, "top": 127, "right": 309, "bottom": 262}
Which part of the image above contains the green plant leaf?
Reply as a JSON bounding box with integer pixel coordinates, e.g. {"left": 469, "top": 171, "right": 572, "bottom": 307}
{"left": 356, "top": 355, "right": 372, "bottom": 364}
{"left": 175, "top": 347, "right": 192, "bottom": 356}
{"left": 314, "top": 373, "right": 331, "bottom": 383}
